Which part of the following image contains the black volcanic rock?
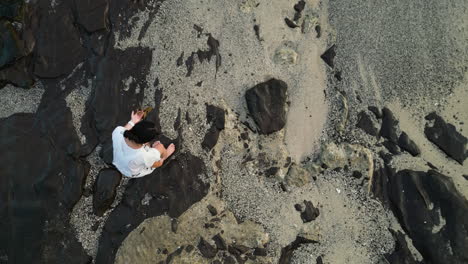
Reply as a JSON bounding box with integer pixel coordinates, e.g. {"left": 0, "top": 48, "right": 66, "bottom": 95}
{"left": 245, "top": 78, "right": 288, "bottom": 134}
{"left": 398, "top": 132, "right": 421, "bottom": 156}
{"left": 424, "top": 112, "right": 467, "bottom": 164}
{"left": 382, "top": 140, "right": 401, "bottom": 155}
{"left": 388, "top": 170, "right": 468, "bottom": 263}
{"left": 95, "top": 153, "right": 209, "bottom": 264}
{"left": 92, "top": 47, "right": 153, "bottom": 163}
{"left": 33, "top": 2, "right": 85, "bottom": 78}
{"left": 300, "top": 200, "right": 320, "bottom": 223}
{"left": 213, "top": 234, "right": 227, "bottom": 250}
{"left": 202, "top": 105, "right": 225, "bottom": 151}
{"left": 185, "top": 33, "right": 222, "bottom": 77}
{"left": 285, "top": 17, "right": 299, "bottom": 28}
{"left": 320, "top": 45, "right": 336, "bottom": 68}
{"left": 198, "top": 238, "right": 217, "bottom": 258}
{"left": 0, "top": 114, "right": 91, "bottom": 263}
{"left": 356, "top": 111, "right": 379, "bottom": 136}
{"left": 93, "top": 169, "right": 122, "bottom": 216}
{"left": 75, "top": 0, "right": 109, "bottom": 32}
{"left": 384, "top": 230, "right": 421, "bottom": 264}
{"left": 380, "top": 107, "right": 399, "bottom": 143}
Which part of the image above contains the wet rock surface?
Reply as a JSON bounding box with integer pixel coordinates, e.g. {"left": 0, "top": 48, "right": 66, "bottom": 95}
{"left": 93, "top": 169, "right": 122, "bottom": 216}
{"left": 384, "top": 169, "right": 468, "bottom": 263}
{"left": 95, "top": 153, "right": 209, "bottom": 264}
{"left": 245, "top": 78, "right": 288, "bottom": 134}
{"left": 424, "top": 112, "right": 467, "bottom": 164}
{"left": 0, "top": 114, "right": 90, "bottom": 263}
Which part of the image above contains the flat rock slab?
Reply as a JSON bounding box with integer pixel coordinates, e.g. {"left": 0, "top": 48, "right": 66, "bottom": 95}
{"left": 95, "top": 152, "right": 209, "bottom": 264}
{"left": 0, "top": 113, "right": 90, "bottom": 263}
{"left": 93, "top": 168, "right": 122, "bottom": 216}
{"left": 92, "top": 47, "right": 153, "bottom": 163}
{"left": 424, "top": 112, "right": 467, "bottom": 164}
{"left": 33, "top": 2, "right": 85, "bottom": 78}
{"left": 75, "top": 0, "right": 109, "bottom": 32}
{"left": 245, "top": 78, "right": 288, "bottom": 134}
{"left": 389, "top": 169, "right": 468, "bottom": 263}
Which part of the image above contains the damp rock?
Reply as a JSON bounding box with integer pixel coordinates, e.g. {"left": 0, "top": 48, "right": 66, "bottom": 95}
{"left": 245, "top": 79, "right": 288, "bottom": 134}
{"left": 93, "top": 169, "right": 122, "bottom": 216}
{"left": 398, "top": 132, "right": 421, "bottom": 156}
{"left": 424, "top": 112, "right": 467, "bottom": 164}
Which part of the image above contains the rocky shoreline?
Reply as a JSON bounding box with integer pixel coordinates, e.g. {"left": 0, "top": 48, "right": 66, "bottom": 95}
{"left": 1, "top": 0, "right": 467, "bottom": 263}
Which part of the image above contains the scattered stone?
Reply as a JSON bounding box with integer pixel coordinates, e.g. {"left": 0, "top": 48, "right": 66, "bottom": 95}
{"left": 273, "top": 47, "right": 298, "bottom": 65}
{"left": 285, "top": 17, "right": 299, "bottom": 28}
{"left": 223, "top": 255, "right": 236, "bottom": 264}
{"left": 293, "top": 0, "right": 306, "bottom": 13}
{"left": 253, "top": 24, "right": 261, "bottom": 41}
{"left": 176, "top": 52, "right": 184, "bottom": 66}
{"left": 294, "top": 203, "right": 303, "bottom": 212}
{"left": 265, "top": 167, "right": 280, "bottom": 177}
{"left": 212, "top": 234, "right": 227, "bottom": 250}
{"left": 352, "top": 171, "right": 362, "bottom": 179}
{"left": 245, "top": 78, "right": 288, "bottom": 134}
{"left": 253, "top": 247, "right": 267, "bottom": 256}
{"left": 316, "top": 256, "right": 324, "bottom": 264}
{"left": 171, "top": 218, "right": 178, "bottom": 233}
{"left": 463, "top": 175, "right": 468, "bottom": 181}
{"left": 207, "top": 204, "right": 218, "bottom": 216}
{"left": 336, "top": 93, "right": 348, "bottom": 132}
{"left": 300, "top": 200, "right": 320, "bottom": 223}
{"left": 198, "top": 237, "right": 217, "bottom": 259}
{"left": 380, "top": 107, "right": 400, "bottom": 143}
{"left": 93, "top": 168, "right": 122, "bottom": 216}
{"left": 398, "top": 132, "right": 421, "bottom": 156}
{"left": 318, "top": 143, "right": 374, "bottom": 179}
{"left": 424, "top": 112, "right": 467, "bottom": 164}
{"left": 314, "top": 24, "right": 321, "bottom": 37}
{"left": 202, "top": 105, "right": 225, "bottom": 151}
{"left": 285, "top": 164, "right": 311, "bottom": 187}
{"left": 368, "top": 106, "right": 382, "bottom": 119}
{"left": 382, "top": 140, "right": 401, "bottom": 155}
{"left": 320, "top": 45, "right": 336, "bottom": 68}
{"left": 356, "top": 111, "right": 379, "bottom": 136}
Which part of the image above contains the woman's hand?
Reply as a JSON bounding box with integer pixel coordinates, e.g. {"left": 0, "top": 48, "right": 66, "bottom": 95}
{"left": 131, "top": 110, "right": 144, "bottom": 124}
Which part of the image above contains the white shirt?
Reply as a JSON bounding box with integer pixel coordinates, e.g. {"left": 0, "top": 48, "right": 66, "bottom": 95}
{"left": 112, "top": 126, "right": 161, "bottom": 178}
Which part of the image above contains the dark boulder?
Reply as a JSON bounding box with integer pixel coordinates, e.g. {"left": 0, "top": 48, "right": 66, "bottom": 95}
{"left": 356, "top": 111, "right": 379, "bottom": 136}
{"left": 212, "top": 234, "right": 227, "bottom": 250}
{"left": 75, "top": 0, "right": 109, "bottom": 32}
{"left": 285, "top": 17, "right": 299, "bottom": 28}
{"left": 320, "top": 45, "right": 336, "bottom": 68}
{"left": 198, "top": 238, "right": 217, "bottom": 259}
{"left": 380, "top": 107, "right": 400, "bottom": 143}
{"left": 424, "top": 112, "right": 467, "bottom": 164}
{"left": 93, "top": 169, "right": 122, "bottom": 216}
{"left": 368, "top": 106, "right": 382, "bottom": 119}
{"left": 300, "top": 200, "right": 320, "bottom": 223}
{"left": 95, "top": 153, "right": 209, "bottom": 264}
{"left": 398, "top": 132, "right": 421, "bottom": 156}
{"left": 245, "top": 79, "right": 288, "bottom": 134}
{"left": 388, "top": 170, "right": 468, "bottom": 263}
{"left": 202, "top": 105, "right": 225, "bottom": 151}
{"left": 0, "top": 114, "right": 90, "bottom": 263}
{"left": 384, "top": 229, "right": 421, "bottom": 264}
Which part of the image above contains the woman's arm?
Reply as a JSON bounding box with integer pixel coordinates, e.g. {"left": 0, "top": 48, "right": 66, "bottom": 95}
{"left": 124, "top": 110, "right": 144, "bottom": 130}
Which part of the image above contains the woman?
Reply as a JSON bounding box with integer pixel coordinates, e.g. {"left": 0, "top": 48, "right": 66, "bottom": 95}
{"left": 112, "top": 110, "right": 175, "bottom": 178}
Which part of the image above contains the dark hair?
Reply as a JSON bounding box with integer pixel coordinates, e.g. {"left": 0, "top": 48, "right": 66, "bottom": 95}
{"left": 124, "top": 121, "right": 156, "bottom": 144}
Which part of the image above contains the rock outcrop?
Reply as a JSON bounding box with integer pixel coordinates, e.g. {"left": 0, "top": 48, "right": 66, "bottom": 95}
{"left": 93, "top": 169, "right": 122, "bottom": 216}
{"left": 245, "top": 78, "right": 288, "bottom": 134}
